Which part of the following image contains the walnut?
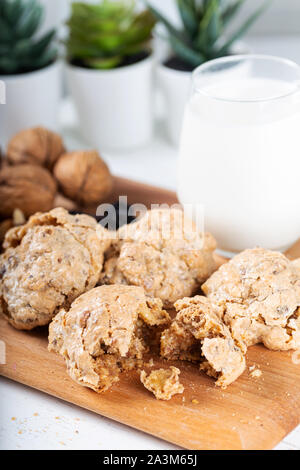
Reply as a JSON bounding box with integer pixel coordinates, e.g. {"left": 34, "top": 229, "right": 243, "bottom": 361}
{"left": 6, "top": 127, "right": 65, "bottom": 169}
{"left": 0, "top": 164, "right": 57, "bottom": 218}
{"left": 54, "top": 150, "right": 113, "bottom": 206}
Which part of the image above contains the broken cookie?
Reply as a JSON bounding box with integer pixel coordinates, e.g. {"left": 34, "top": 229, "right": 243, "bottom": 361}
{"left": 202, "top": 248, "right": 300, "bottom": 351}
{"left": 101, "top": 208, "right": 216, "bottom": 308}
{"left": 140, "top": 367, "right": 184, "bottom": 401}
{"left": 161, "top": 296, "right": 246, "bottom": 388}
{"left": 0, "top": 208, "right": 111, "bottom": 329}
{"left": 48, "top": 285, "right": 170, "bottom": 393}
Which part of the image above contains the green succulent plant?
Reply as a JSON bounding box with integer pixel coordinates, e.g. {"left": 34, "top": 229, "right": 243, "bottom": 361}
{"left": 66, "top": 0, "right": 156, "bottom": 70}
{"left": 148, "top": 0, "right": 272, "bottom": 68}
{"left": 0, "top": 0, "right": 57, "bottom": 75}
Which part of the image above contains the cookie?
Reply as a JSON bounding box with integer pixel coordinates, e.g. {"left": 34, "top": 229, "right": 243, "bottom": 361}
{"left": 202, "top": 248, "right": 300, "bottom": 351}
{"left": 161, "top": 296, "right": 246, "bottom": 388}
{"left": 140, "top": 367, "right": 184, "bottom": 401}
{"left": 101, "top": 208, "right": 216, "bottom": 307}
{"left": 0, "top": 208, "right": 111, "bottom": 329}
{"left": 48, "top": 285, "right": 170, "bottom": 393}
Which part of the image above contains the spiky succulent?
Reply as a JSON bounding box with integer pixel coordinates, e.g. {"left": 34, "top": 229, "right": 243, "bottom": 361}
{"left": 148, "top": 0, "right": 272, "bottom": 68}
{"left": 0, "top": 0, "right": 57, "bottom": 75}
{"left": 66, "top": 0, "right": 156, "bottom": 70}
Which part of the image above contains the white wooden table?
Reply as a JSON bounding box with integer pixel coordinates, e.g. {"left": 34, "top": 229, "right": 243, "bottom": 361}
{"left": 1, "top": 35, "right": 299, "bottom": 451}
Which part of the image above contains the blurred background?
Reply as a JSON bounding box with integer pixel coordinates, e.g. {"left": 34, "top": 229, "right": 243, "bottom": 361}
{"left": 40, "top": 0, "right": 300, "bottom": 36}
{"left": 59, "top": 0, "right": 300, "bottom": 169}
{"left": 0, "top": 0, "right": 300, "bottom": 187}
{"left": 1, "top": 0, "right": 300, "bottom": 187}
{"left": 39, "top": 0, "right": 300, "bottom": 68}
{"left": 1, "top": 0, "right": 300, "bottom": 204}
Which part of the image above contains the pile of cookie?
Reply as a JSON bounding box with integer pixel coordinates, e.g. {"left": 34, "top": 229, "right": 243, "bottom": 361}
{"left": 0, "top": 206, "right": 299, "bottom": 401}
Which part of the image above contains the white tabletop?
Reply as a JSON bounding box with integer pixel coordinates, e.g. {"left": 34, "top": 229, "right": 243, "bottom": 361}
{"left": 1, "top": 35, "right": 300, "bottom": 451}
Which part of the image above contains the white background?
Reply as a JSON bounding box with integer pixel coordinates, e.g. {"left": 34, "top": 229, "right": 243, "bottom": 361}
{"left": 1, "top": 0, "right": 300, "bottom": 451}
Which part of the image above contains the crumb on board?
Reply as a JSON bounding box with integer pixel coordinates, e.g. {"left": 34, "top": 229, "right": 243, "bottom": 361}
{"left": 250, "top": 368, "right": 262, "bottom": 378}
{"left": 192, "top": 399, "right": 199, "bottom": 405}
{"left": 147, "top": 358, "right": 154, "bottom": 367}
{"left": 240, "top": 419, "right": 249, "bottom": 424}
{"left": 140, "top": 366, "right": 184, "bottom": 401}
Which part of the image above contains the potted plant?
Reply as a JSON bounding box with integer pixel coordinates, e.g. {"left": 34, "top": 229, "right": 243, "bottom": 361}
{"left": 149, "top": 0, "right": 271, "bottom": 146}
{"left": 0, "top": 0, "right": 59, "bottom": 146}
{"left": 65, "top": 0, "right": 156, "bottom": 151}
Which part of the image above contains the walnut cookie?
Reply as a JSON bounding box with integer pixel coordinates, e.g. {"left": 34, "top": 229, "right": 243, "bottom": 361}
{"left": 161, "top": 296, "right": 246, "bottom": 388}
{"left": 101, "top": 208, "right": 217, "bottom": 308}
{"left": 0, "top": 208, "right": 111, "bottom": 330}
{"left": 48, "top": 285, "right": 170, "bottom": 393}
{"left": 202, "top": 248, "right": 300, "bottom": 351}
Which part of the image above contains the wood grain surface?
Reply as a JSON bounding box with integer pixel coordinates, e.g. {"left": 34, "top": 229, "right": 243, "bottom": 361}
{"left": 0, "top": 176, "right": 300, "bottom": 450}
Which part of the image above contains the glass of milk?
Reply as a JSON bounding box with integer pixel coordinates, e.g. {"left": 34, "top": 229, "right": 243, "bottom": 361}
{"left": 178, "top": 55, "right": 300, "bottom": 254}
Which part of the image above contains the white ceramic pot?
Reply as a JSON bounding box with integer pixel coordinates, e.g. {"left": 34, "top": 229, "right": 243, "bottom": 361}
{"left": 156, "top": 63, "right": 191, "bottom": 147}
{"left": 0, "top": 61, "right": 61, "bottom": 147}
{"left": 66, "top": 54, "right": 154, "bottom": 151}
{"left": 157, "top": 43, "right": 250, "bottom": 147}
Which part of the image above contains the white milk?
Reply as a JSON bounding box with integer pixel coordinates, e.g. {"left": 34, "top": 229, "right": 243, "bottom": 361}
{"left": 178, "top": 78, "right": 300, "bottom": 252}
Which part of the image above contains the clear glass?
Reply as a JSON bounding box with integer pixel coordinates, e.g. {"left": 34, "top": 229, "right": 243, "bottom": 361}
{"left": 178, "top": 55, "right": 300, "bottom": 253}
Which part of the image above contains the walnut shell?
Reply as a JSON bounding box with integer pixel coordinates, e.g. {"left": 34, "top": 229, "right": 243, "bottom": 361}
{"left": 6, "top": 127, "right": 65, "bottom": 169}
{"left": 0, "top": 164, "right": 57, "bottom": 218}
{"left": 54, "top": 150, "right": 113, "bottom": 206}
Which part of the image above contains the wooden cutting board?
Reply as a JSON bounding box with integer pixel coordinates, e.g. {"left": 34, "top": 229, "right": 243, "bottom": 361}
{"left": 1, "top": 176, "right": 300, "bottom": 450}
